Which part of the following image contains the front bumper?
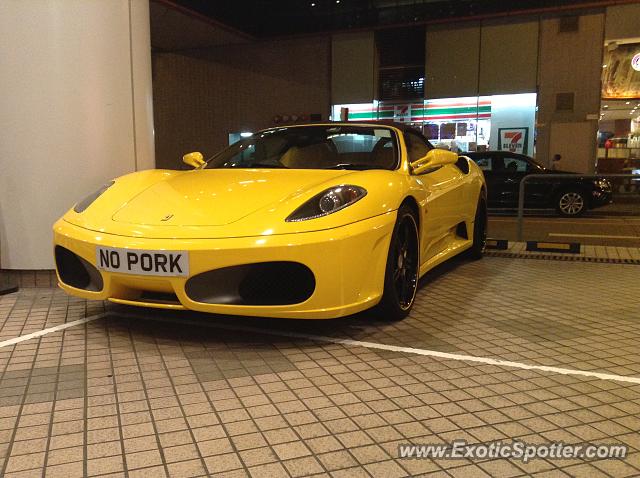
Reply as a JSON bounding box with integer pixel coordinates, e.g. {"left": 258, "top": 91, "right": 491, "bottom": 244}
{"left": 591, "top": 189, "right": 613, "bottom": 209}
{"left": 53, "top": 213, "right": 395, "bottom": 319}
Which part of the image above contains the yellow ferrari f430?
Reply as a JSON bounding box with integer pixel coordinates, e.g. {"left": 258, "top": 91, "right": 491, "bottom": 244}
{"left": 54, "top": 122, "right": 487, "bottom": 320}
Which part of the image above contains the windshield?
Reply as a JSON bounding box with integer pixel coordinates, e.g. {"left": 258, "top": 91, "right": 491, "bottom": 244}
{"left": 528, "top": 156, "right": 546, "bottom": 171}
{"left": 205, "top": 125, "right": 398, "bottom": 170}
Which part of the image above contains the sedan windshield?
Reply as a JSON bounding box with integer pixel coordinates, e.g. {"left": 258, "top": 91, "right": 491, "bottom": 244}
{"left": 205, "top": 125, "right": 398, "bottom": 170}
{"left": 528, "top": 156, "right": 546, "bottom": 171}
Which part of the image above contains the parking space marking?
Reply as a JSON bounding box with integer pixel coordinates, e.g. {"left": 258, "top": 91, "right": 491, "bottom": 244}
{"left": 4, "top": 310, "right": 639, "bottom": 385}
{"left": 0, "top": 312, "right": 108, "bottom": 349}
{"left": 120, "top": 313, "right": 640, "bottom": 385}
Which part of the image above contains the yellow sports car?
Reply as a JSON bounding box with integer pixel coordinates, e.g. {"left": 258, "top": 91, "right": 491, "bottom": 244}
{"left": 53, "top": 122, "right": 486, "bottom": 320}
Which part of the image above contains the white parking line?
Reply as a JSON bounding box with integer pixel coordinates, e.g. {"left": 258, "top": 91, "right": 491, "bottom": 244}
{"left": 549, "top": 233, "right": 640, "bottom": 240}
{"left": 4, "top": 310, "right": 640, "bottom": 385}
{"left": 0, "top": 312, "right": 108, "bottom": 349}
{"left": 121, "top": 313, "right": 640, "bottom": 386}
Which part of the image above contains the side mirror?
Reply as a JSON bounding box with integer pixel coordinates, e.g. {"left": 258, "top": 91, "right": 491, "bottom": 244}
{"left": 410, "top": 149, "right": 458, "bottom": 175}
{"left": 183, "top": 151, "right": 205, "bottom": 169}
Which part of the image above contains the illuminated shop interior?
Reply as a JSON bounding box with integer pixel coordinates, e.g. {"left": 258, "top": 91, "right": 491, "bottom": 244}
{"left": 331, "top": 93, "right": 537, "bottom": 156}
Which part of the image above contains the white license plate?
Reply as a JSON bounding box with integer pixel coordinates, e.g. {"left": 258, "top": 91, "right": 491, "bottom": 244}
{"left": 96, "top": 247, "right": 189, "bottom": 277}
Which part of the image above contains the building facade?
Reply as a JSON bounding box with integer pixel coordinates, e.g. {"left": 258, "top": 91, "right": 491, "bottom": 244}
{"left": 329, "top": 3, "right": 640, "bottom": 174}
{"left": 151, "top": 3, "right": 640, "bottom": 174}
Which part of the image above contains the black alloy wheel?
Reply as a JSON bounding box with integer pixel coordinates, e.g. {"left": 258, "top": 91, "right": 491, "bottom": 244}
{"left": 376, "top": 204, "right": 420, "bottom": 321}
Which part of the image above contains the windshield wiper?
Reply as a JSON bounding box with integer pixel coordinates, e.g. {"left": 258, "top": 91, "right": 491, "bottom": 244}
{"left": 328, "top": 163, "right": 379, "bottom": 170}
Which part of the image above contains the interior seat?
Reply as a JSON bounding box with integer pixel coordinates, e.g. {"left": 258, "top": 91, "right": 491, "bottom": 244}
{"left": 370, "top": 139, "right": 396, "bottom": 169}
{"left": 280, "top": 142, "right": 337, "bottom": 169}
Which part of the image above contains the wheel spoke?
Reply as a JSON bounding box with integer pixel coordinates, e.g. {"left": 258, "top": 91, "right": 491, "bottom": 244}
{"left": 399, "top": 226, "right": 409, "bottom": 251}
{"left": 560, "top": 193, "right": 583, "bottom": 215}
{"left": 400, "top": 274, "right": 409, "bottom": 301}
{"left": 390, "top": 215, "right": 419, "bottom": 310}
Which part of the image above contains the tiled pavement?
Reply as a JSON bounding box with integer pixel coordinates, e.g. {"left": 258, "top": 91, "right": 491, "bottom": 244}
{"left": 1, "top": 257, "right": 640, "bottom": 477}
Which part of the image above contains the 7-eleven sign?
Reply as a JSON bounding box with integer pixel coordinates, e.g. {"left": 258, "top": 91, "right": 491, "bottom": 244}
{"left": 498, "top": 127, "right": 529, "bottom": 155}
{"left": 394, "top": 105, "right": 411, "bottom": 122}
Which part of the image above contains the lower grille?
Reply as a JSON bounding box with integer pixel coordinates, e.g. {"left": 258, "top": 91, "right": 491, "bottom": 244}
{"left": 139, "top": 291, "right": 181, "bottom": 305}
{"left": 185, "top": 262, "right": 315, "bottom": 306}
{"left": 54, "top": 246, "right": 103, "bottom": 291}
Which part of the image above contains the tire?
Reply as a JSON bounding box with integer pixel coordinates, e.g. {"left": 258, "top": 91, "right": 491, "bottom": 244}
{"left": 375, "top": 205, "right": 420, "bottom": 322}
{"left": 556, "top": 190, "right": 586, "bottom": 217}
{"left": 466, "top": 197, "right": 487, "bottom": 260}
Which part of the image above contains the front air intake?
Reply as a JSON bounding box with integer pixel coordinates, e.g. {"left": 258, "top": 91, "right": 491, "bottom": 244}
{"left": 54, "top": 246, "right": 103, "bottom": 292}
{"left": 185, "top": 262, "right": 315, "bottom": 306}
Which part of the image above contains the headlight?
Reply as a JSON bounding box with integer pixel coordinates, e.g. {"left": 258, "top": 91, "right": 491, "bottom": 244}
{"left": 286, "top": 185, "right": 367, "bottom": 222}
{"left": 73, "top": 181, "right": 115, "bottom": 213}
{"left": 593, "top": 178, "right": 611, "bottom": 191}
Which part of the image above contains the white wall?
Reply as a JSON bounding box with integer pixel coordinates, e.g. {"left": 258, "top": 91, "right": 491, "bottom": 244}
{"left": 489, "top": 93, "right": 537, "bottom": 156}
{"left": 0, "top": 0, "right": 154, "bottom": 269}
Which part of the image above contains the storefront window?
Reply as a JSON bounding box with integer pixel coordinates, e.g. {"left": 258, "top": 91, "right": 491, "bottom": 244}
{"left": 598, "top": 41, "right": 640, "bottom": 176}
{"left": 602, "top": 42, "right": 640, "bottom": 100}
{"left": 330, "top": 102, "right": 379, "bottom": 122}
{"left": 422, "top": 96, "right": 491, "bottom": 152}
{"left": 331, "top": 93, "right": 537, "bottom": 156}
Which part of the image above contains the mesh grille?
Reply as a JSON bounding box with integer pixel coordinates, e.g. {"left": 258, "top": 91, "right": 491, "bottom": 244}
{"left": 185, "top": 262, "right": 315, "bottom": 306}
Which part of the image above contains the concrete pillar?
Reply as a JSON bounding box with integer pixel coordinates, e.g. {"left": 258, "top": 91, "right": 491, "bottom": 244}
{"left": 331, "top": 32, "right": 376, "bottom": 105}
{"left": 0, "top": 0, "right": 155, "bottom": 270}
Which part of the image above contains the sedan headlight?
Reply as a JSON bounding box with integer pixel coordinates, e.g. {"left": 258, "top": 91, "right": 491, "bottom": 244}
{"left": 286, "top": 185, "right": 367, "bottom": 222}
{"left": 73, "top": 181, "right": 115, "bottom": 213}
{"left": 593, "top": 178, "right": 612, "bottom": 191}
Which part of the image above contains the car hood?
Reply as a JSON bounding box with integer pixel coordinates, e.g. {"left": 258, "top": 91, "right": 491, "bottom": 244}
{"left": 112, "top": 169, "right": 352, "bottom": 226}
{"left": 63, "top": 168, "right": 408, "bottom": 239}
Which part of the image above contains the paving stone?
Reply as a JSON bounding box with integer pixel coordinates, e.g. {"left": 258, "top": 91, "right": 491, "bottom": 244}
{"left": 0, "top": 258, "right": 639, "bottom": 476}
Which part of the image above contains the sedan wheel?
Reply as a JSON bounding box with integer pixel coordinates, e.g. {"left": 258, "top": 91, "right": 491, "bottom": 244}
{"left": 557, "top": 191, "right": 585, "bottom": 217}
{"left": 376, "top": 205, "right": 419, "bottom": 321}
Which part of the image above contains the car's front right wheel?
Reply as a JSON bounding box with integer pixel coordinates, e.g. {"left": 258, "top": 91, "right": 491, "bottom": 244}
{"left": 375, "top": 204, "right": 420, "bottom": 321}
{"left": 465, "top": 197, "right": 487, "bottom": 260}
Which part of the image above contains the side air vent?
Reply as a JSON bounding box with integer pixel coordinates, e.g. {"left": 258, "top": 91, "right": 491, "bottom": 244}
{"left": 455, "top": 222, "right": 469, "bottom": 240}
{"left": 455, "top": 156, "right": 470, "bottom": 174}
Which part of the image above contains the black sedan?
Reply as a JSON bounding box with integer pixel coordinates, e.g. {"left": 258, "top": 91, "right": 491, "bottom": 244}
{"left": 465, "top": 151, "right": 612, "bottom": 217}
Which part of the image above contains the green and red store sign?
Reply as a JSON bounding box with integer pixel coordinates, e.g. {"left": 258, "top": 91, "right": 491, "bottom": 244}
{"left": 342, "top": 98, "right": 492, "bottom": 122}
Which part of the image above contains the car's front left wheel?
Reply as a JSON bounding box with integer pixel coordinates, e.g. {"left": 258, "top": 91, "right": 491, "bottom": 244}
{"left": 556, "top": 190, "right": 586, "bottom": 217}
{"left": 375, "top": 204, "right": 420, "bottom": 321}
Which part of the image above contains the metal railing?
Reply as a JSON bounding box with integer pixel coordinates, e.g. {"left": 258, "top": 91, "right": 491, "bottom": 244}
{"left": 516, "top": 173, "right": 639, "bottom": 241}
